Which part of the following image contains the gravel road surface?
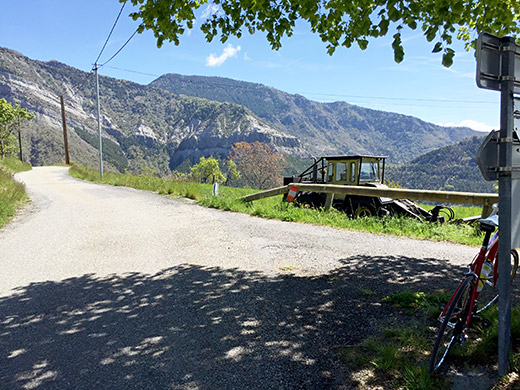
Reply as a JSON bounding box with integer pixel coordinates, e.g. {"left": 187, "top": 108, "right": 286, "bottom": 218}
{"left": 0, "top": 167, "right": 484, "bottom": 389}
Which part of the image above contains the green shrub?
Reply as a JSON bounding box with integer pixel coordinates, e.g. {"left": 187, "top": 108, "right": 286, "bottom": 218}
{"left": 0, "top": 157, "right": 31, "bottom": 228}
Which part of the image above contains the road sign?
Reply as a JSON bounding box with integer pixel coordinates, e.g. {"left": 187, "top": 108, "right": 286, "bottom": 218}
{"left": 476, "top": 32, "right": 520, "bottom": 93}
{"left": 477, "top": 130, "right": 520, "bottom": 181}
{"left": 477, "top": 130, "right": 499, "bottom": 181}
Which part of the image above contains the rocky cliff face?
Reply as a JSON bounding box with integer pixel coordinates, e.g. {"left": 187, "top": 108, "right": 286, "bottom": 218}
{"left": 171, "top": 114, "right": 301, "bottom": 167}
{"left": 151, "top": 73, "right": 479, "bottom": 164}
{"left": 0, "top": 47, "right": 303, "bottom": 174}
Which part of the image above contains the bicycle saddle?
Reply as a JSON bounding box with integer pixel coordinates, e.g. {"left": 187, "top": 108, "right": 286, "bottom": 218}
{"left": 479, "top": 214, "right": 499, "bottom": 228}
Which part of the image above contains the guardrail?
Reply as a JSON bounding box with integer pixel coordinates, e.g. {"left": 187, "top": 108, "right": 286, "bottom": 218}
{"left": 240, "top": 183, "right": 498, "bottom": 216}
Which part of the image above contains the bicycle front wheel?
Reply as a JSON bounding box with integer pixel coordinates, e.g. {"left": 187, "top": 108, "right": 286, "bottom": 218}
{"left": 477, "top": 249, "right": 519, "bottom": 313}
{"left": 430, "top": 276, "right": 473, "bottom": 372}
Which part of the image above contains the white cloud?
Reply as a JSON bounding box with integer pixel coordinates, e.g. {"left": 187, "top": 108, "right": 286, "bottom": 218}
{"left": 437, "top": 119, "right": 498, "bottom": 133}
{"left": 244, "top": 52, "right": 251, "bottom": 61}
{"left": 206, "top": 44, "right": 242, "bottom": 67}
{"left": 442, "top": 66, "right": 474, "bottom": 79}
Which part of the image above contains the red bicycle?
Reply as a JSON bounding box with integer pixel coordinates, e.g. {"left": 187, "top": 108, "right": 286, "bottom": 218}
{"left": 430, "top": 209, "right": 519, "bottom": 372}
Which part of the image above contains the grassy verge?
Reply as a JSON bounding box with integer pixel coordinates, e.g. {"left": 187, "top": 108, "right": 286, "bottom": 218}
{"left": 340, "top": 290, "right": 520, "bottom": 389}
{"left": 338, "top": 290, "right": 451, "bottom": 389}
{"left": 0, "top": 157, "right": 31, "bottom": 229}
{"left": 69, "top": 164, "right": 485, "bottom": 246}
{"left": 339, "top": 326, "right": 449, "bottom": 389}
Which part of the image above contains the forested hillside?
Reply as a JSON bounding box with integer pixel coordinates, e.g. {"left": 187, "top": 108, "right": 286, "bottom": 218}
{"left": 385, "top": 136, "right": 495, "bottom": 193}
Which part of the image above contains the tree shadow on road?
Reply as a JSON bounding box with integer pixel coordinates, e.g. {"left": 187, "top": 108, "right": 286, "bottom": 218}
{"left": 0, "top": 254, "right": 501, "bottom": 389}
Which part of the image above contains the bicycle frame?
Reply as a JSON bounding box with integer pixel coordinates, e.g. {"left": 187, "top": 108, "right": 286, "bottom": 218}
{"left": 431, "top": 212, "right": 519, "bottom": 372}
{"left": 439, "top": 227, "right": 499, "bottom": 332}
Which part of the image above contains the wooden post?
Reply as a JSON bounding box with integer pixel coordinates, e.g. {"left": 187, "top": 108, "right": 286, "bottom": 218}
{"left": 60, "top": 95, "right": 70, "bottom": 165}
{"left": 481, "top": 205, "right": 493, "bottom": 218}
{"left": 17, "top": 129, "right": 23, "bottom": 162}
{"left": 324, "top": 193, "right": 334, "bottom": 211}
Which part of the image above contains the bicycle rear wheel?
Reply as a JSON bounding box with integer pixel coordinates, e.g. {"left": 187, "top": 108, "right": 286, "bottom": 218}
{"left": 430, "top": 276, "right": 473, "bottom": 373}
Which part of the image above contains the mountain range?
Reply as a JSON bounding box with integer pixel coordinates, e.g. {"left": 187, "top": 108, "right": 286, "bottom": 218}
{"left": 0, "top": 46, "right": 489, "bottom": 191}
{"left": 150, "top": 73, "right": 477, "bottom": 163}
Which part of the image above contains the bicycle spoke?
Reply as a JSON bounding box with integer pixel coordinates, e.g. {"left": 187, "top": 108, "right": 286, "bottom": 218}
{"left": 430, "top": 276, "right": 473, "bottom": 373}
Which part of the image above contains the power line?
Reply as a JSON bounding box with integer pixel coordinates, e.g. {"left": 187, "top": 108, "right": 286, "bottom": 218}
{"left": 97, "top": 65, "right": 497, "bottom": 107}
{"left": 105, "top": 65, "right": 160, "bottom": 78}
{"left": 300, "top": 91, "right": 496, "bottom": 105}
{"left": 63, "top": 3, "right": 130, "bottom": 97}
{"left": 99, "top": 25, "right": 142, "bottom": 67}
{"left": 94, "top": 0, "right": 128, "bottom": 65}
{"left": 344, "top": 100, "right": 495, "bottom": 110}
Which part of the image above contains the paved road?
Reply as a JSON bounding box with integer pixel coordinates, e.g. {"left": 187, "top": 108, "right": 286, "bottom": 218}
{"left": 0, "top": 167, "right": 479, "bottom": 389}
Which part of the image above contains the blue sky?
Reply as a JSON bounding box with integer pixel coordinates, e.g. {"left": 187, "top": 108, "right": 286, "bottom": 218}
{"left": 1, "top": 0, "right": 502, "bottom": 132}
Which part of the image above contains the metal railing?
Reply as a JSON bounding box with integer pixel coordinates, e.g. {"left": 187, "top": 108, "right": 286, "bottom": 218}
{"left": 240, "top": 183, "right": 498, "bottom": 216}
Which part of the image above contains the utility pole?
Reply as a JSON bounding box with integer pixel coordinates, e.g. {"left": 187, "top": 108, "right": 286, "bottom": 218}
{"left": 94, "top": 63, "right": 103, "bottom": 178}
{"left": 17, "top": 128, "right": 23, "bottom": 162}
{"left": 60, "top": 95, "right": 71, "bottom": 165}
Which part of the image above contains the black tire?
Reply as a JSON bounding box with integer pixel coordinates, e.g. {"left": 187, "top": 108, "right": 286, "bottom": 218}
{"left": 294, "top": 192, "right": 325, "bottom": 209}
{"left": 353, "top": 202, "right": 376, "bottom": 218}
{"left": 430, "top": 276, "right": 473, "bottom": 373}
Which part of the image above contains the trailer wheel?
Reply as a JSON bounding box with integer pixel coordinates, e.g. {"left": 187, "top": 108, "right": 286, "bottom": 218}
{"left": 353, "top": 202, "right": 376, "bottom": 218}
{"left": 294, "top": 192, "right": 325, "bottom": 208}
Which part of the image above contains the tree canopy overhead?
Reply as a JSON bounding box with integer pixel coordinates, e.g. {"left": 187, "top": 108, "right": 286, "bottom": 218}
{"left": 124, "top": 0, "right": 519, "bottom": 66}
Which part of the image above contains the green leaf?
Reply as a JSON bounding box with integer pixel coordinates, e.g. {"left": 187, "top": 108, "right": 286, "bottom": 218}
{"left": 392, "top": 33, "right": 404, "bottom": 63}
{"left": 425, "top": 27, "right": 436, "bottom": 42}
{"left": 388, "top": 7, "right": 400, "bottom": 22}
{"left": 432, "top": 42, "right": 442, "bottom": 53}
{"left": 452, "top": 0, "right": 464, "bottom": 14}
{"left": 358, "top": 39, "right": 369, "bottom": 50}
{"left": 442, "top": 48, "right": 455, "bottom": 67}
{"left": 379, "top": 19, "right": 389, "bottom": 35}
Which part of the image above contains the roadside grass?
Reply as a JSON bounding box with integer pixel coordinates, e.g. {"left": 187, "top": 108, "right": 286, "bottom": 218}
{"left": 0, "top": 157, "right": 31, "bottom": 229}
{"left": 383, "top": 290, "right": 452, "bottom": 316}
{"left": 69, "top": 164, "right": 485, "bottom": 246}
{"left": 338, "top": 312, "right": 448, "bottom": 389}
{"left": 315, "top": 287, "right": 455, "bottom": 388}
{"left": 340, "top": 290, "right": 520, "bottom": 390}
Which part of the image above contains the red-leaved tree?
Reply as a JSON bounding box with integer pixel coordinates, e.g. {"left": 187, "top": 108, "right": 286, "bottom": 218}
{"left": 229, "top": 142, "right": 285, "bottom": 190}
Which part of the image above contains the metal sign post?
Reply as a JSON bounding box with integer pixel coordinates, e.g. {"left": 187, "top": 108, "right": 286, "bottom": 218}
{"left": 476, "top": 32, "right": 520, "bottom": 376}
